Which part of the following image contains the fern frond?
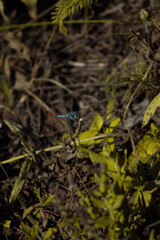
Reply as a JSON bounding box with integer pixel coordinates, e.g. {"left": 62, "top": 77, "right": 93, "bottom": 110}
{"left": 51, "top": 0, "right": 95, "bottom": 35}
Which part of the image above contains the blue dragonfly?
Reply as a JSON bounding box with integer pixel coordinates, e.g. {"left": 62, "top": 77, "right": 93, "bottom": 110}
{"left": 57, "top": 112, "right": 81, "bottom": 137}
{"left": 57, "top": 112, "right": 80, "bottom": 121}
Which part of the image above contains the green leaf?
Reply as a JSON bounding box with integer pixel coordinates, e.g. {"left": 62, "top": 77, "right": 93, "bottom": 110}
{"left": 142, "top": 93, "right": 160, "bottom": 127}
{"left": 90, "top": 113, "right": 104, "bottom": 132}
{"left": 93, "top": 198, "right": 108, "bottom": 209}
{"left": 112, "top": 195, "right": 125, "bottom": 210}
{"left": 109, "top": 117, "right": 120, "bottom": 129}
{"left": 130, "top": 190, "right": 140, "bottom": 208}
{"left": 94, "top": 216, "right": 109, "bottom": 230}
{"left": 2, "top": 220, "right": 11, "bottom": 228}
{"left": 128, "top": 125, "right": 160, "bottom": 170}
{"left": 79, "top": 130, "right": 97, "bottom": 143}
{"left": 43, "top": 194, "right": 54, "bottom": 206}
{"left": 23, "top": 206, "right": 34, "bottom": 218}
{"left": 9, "top": 157, "right": 32, "bottom": 203}
{"left": 106, "top": 97, "right": 115, "bottom": 121}
{"left": 89, "top": 151, "right": 106, "bottom": 164}
{"left": 34, "top": 187, "right": 42, "bottom": 203}
{"left": 1, "top": 79, "right": 13, "bottom": 108}
{"left": 43, "top": 228, "right": 57, "bottom": 240}
{"left": 149, "top": 229, "right": 155, "bottom": 240}
{"left": 141, "top": 191, "right": 152, "bottom": 207}
{"left": 73, "top": 217, "right": 81, "bottom": 231}
{"left": 21, "top": 221, "right": 38, "bottom": 240}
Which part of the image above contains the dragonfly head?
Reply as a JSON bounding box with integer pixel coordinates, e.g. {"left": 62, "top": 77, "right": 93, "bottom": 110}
{"left": 69, "top": 112, "right": 80, "bottom": 120}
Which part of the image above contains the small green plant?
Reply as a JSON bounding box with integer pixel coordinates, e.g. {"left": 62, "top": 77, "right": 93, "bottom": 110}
{"left": 57, "top": 114, "right": 160, "bottom": 239}
{"left": 21, "top": 187, "right": 57, "bottom": 240}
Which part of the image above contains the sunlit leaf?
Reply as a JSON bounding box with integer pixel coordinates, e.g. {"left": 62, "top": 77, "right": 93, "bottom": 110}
{"left": 106, "top": 97, "right": 115, "bottom": 121}
{"left": 43, "top": 228, "right": 57, "bottom": 240}
{"left": 110, "top": 117, "right": 120, "bottom": 129}
{"left": 128, "top": 124, "right": 160, "bottom": 170}
{"left": 142, "top": 93, "right": 160, "bottom": 127}
{"left": 142, "top": 191, "right": 152, "bottom": 207}
{"left": 3, "top": 220, "right": 11, "bottom": 228}
{"left": 90, "top": 113, "right": 104, "bottom": 132}
{"left": 130, "top": 190, "right": 140, "bottom": 207}
{"left": 79, "top": 130, "right": 97, "bottom": 140}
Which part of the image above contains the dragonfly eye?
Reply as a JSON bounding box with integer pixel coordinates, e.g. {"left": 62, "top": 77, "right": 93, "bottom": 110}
{"left": 74, "top": 113, "right": 80, "bottom": 119}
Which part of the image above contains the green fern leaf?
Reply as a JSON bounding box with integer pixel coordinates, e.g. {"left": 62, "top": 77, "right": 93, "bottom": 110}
{"left": 51, "top": 0, "right": 95, "bottom": 34}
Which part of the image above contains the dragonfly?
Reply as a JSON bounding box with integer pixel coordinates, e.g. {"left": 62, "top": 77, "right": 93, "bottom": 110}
{"left": 57, "top": 112, "right": 81, "bottom": 137}
{"left": 57, "top": 112, "right": 80, "bottom": 121}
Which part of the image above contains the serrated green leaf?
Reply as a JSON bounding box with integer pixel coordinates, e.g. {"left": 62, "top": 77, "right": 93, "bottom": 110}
{"left": 51, "top": 0, "right": 94, "bottom": 35}
{"left": 43, "top": 194, "right": 54, "bottom": 206}
{"left": 34, "top": 187, "right": 42, "bottom": 203}
{"left": 142, "top": 93, "right": 160, "bottom": 127}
